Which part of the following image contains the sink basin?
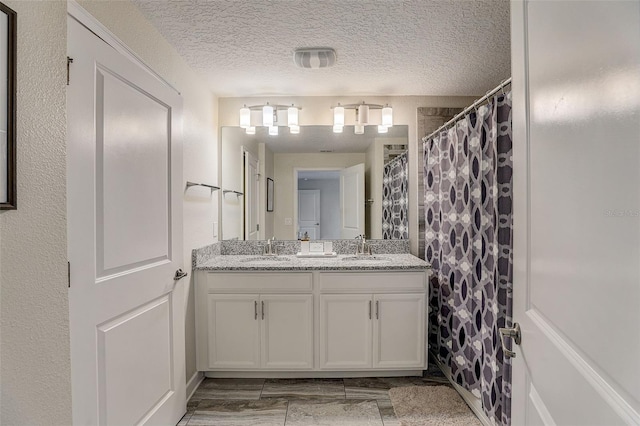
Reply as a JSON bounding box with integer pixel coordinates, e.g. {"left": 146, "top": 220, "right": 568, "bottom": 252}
{"left": 341, "top": 255, "right": 391, "bottom": 262}
{"left": 239, "top": 256, "right": 291, "bottom": 263}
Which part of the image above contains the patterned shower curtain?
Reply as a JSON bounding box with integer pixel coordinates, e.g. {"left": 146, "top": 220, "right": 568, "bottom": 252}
{"left": 423, "top": 92, "right": 513, "bottom": 425}
{"left": 382, "top": 151, "right": 409, "bottom": 239}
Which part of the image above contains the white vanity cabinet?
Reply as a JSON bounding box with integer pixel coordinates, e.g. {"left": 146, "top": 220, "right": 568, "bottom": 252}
{"left": 195, "top": 266, "right": 428, "bottom": 376}
{"left": 196, "top": 272, "right": 314, "bottom": 371}
{"left": 318, "top": 272, "right": 426, "bottom": 370}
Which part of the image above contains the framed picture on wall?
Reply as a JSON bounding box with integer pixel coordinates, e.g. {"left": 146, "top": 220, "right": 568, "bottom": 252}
{"left": 0, "top": 2, "right": 16, "bottom": 210}
{"left": 266, "top": 178, "right": 274, "bottom": 212}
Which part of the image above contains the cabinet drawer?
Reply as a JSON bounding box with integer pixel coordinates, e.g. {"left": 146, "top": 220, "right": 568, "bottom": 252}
{"left": 319, "top": 272, "right": 426, "bottom": 293}
{"left": 206, "top": 272, "right": 313, "bottom": 292}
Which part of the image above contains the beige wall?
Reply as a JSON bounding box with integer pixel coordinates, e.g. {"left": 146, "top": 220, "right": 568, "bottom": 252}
{"left": 0, "top": 2, "right": 71, "bottom": 424}
{"left": 78, "top": 0, "right": 219, "bottom": 390}
{"left": 273, "top": 153, "right": 365, "bottom": 239}
{"left": 219, "top": 96, "right": 476, "bottom": 254}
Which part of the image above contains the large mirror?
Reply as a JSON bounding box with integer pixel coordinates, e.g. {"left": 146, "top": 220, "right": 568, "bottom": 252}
{"left": 220, "top": 125, "right": 408, "bottom": 241}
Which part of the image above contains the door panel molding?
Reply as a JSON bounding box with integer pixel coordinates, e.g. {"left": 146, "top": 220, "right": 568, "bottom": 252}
{"left": 527, "top": 309, "right": 640, "bottom": 424}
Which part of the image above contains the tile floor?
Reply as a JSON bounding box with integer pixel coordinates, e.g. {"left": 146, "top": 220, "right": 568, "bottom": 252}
{"left": 179, "top": 365, "right": 451, "bottom": 425}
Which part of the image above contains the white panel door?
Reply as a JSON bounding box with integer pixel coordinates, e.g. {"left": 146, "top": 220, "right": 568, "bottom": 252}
{"left": 298, "top": 189, "right": 320, "bottom": 240}
{"left": 511, "top": 1, "right": 640, "bottom": 424}
{"left": 373, "top": 294, "right": 425, "bottom": 368}
{"left": 244, "top": 150, "right": 260, "bottom": 240}
{"left": 261, "top": 295, "right": 314, "bottom": 369}
{"left": 320, "top": 294, "right": 372, "bottom": 369}
{"left": 340, "top": 163, "right": 365, "bottom": 238}
{"left": 67, "top": 17, "right": 185, "bottom": 426}
{"left": 208, "top": 294, "right": 261, "bottom": 369}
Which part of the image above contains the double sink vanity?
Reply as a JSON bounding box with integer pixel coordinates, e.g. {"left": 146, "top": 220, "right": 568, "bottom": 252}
{"left": 193, "top": 239, "right": 430, "bottom": 378}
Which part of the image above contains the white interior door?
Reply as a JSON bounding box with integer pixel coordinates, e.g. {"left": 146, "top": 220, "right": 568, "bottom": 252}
{"left": 67, "top": 17, "right": 185, "bottom": 426}
{"left": 340, "top": 163, "right": 365, "bottom": 239}
{"left": 298, "top": 189, "right": 320, "bottom": 240}
{"left": 244, "top": 150, "right": 260, "bottom": 240}
{"left": 511, "top": 1, "right": 640, "bottom": 424}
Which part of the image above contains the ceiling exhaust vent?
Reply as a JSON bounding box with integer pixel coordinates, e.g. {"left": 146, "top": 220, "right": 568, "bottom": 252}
{"left": 294, "top": 48, "right": 336, "bottom": 69}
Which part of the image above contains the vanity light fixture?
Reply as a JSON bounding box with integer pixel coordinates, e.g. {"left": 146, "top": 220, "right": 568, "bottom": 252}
{"left": 356, "top": 104, "right": 369, "bottom": 125}
{"left": 239, "top": 105, "right": 251, "bottom": 128}
{"left": 332, "top": 102, "right": 393, "bottom": 134}
{"left": 288, "top": 105, "right": 299, "bottom": 127}
{"left": 381, "top": 104, "right": 393, "bottom": 127}
{"left": 333, "top": 104, "right": 345, "bottom": 126}
{"left": 262, "top": 104, "right": 274, "bottom": 127}
{"left": 238, "top": 103, "right": 302, "bottom": 135}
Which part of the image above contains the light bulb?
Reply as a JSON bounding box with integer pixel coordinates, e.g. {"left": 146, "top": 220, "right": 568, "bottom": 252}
{"left": 333, "top": 105, "right": 345, "bottom": 127}
{"left": 288, "top": 106, "right": 299, "bottom": 127}
{"left": 245, "top": 126, "right": 256, "bottom": 135}
{"left": 382, "top": 105, "right": 393, "bottom": 127}
{"left": 239, "top": 105, "right": 251, "bottom": 128}
{"left": 263, "top": 104, "right": 274, "bottom": 127}
{"left": 377, "top": 125, "right": 388, "bottom": 134}
{"left": 290, "top": 125, "right": 300, "bottom": 134}
{"left": 354, "top": 125, "right": 365, "bottom": 135}
{"left": 269, "top": 125, "right": 278, "bottom": 136}
{"left": 333, "top": 125, "right": 343, "bottom": 133}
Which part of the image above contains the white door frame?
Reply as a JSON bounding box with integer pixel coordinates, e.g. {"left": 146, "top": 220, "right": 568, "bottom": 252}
{"left": 67, "top": 1, "right": 178, "bottom": 96}
{"left": 293, "top": 168, "right": 341, "bottom": 240}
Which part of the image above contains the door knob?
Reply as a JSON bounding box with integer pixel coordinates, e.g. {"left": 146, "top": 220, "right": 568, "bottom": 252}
{"left": 173, "top": 269, "right": 188, "bottom": 281}
{"left": 499, "top": 322, "right": 521, "bottom": 359}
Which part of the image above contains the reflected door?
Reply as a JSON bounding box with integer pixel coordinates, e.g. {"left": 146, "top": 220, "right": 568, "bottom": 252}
{"left": 67, "top": 17, "right": 185, "bottom": 425}
{"left": 340, "top": 163, "right": 365, "bottom": 238}
{"left": 244, "top": 150, "right": 260, "bottom": 240}
{"left": 298, "top": 189, "right": 320, "bottom": 239}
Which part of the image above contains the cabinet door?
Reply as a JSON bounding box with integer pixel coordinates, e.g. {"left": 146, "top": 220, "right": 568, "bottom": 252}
{"left": 260, "top": 295, "right": 314, "bottom": 369}
{"left": 207, "top": 294, "right": 260, "bottom": 368}
{"left": 373, "top": 294, "right": 425, "bottom": 368}
{"left": 320, "top": 294, "right": 372, "bottom": 369}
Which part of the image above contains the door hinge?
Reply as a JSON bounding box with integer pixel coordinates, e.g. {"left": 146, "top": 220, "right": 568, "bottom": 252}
{"left": 67, "top": 261, "right": 71, "bottom": 288}
{"left": 257, "top": 224, "right": 260, "bottom": 231}
{"left": 67, "top": 56, "right": 74, "bottom": 85}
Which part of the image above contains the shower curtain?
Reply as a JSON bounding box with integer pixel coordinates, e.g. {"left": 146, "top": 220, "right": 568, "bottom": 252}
{"left": 423, "top": 92, "right": 513, "bottom": 425}
{"left": 382, "top": 151, "right": 408, "bottom": 239}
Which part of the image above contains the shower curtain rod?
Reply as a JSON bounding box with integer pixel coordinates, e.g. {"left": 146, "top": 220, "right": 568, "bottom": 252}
{"left": 422, "top": 77, "right": 512, "bottom": 143}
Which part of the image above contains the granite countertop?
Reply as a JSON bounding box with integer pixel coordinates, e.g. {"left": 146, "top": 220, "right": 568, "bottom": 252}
{"left": 195, "top": 253, "right": 431, "bottom": 272}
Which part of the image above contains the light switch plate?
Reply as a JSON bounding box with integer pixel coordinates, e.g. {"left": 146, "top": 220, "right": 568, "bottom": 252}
{"left": 284, "top": 217, "right": 293, "bottom": 226}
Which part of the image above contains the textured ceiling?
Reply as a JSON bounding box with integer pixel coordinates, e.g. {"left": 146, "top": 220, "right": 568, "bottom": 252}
{"left": 132, "top": 0, "right": 511, "bottom": 97}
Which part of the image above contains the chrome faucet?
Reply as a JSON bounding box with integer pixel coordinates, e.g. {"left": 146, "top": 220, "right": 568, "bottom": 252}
{"left": 263, "top": 237, "right": 279, "bottom": 256}
{"left": 354, "top": 235, "right": 372, "bottom": 256}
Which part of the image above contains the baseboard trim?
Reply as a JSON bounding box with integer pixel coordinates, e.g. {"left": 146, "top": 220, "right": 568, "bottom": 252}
{"left": 431, "top": 355, "right": 493, "bottom": 426}
{"left": 204, "top": 370, "right": 424, "bottom": 379}
{"left": 186, "top": 371, "right": 204, "bottom": 401}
